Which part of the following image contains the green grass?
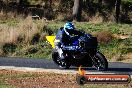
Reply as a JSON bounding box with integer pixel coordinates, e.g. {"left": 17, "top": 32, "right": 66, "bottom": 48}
{"left": 99, "top": 38, "right": 132, "bottom": 61}
{"left": 0, "top": 82, "right": 12, "bottom": 88}
{"left": 15, "top": 22, "right": 132, "bottom": 61}
{"left": 14, "top": 42, "right": 52, "bottom": 59}
{"left": 45, "top": 22, "right": 132, "bottom": 61}
{"left": 0, "top": 18, "right": 19, "bottom": 26}
{"left": 0, "top": 19, "right": 131, "bottom": 62}
{"left": 47, "top": 22, "right": 132, "bottom": 35}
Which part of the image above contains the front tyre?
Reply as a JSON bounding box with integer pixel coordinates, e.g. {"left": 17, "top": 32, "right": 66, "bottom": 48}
{"left": 92, "top": 52, "right": 108, "bottom": 71}
{"left": 52, "top": 50, "right": 71, "bottom": 69}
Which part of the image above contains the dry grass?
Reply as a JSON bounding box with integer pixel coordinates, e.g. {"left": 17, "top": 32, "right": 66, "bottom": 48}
{"left": 0, "top": 13, "right": 46, "bottom": 54}
{"left": 89, "top": 15, "right": 103, "bottom": 24}
{"left": 0, "top": 16, "right": 46, "bottom": 44}
{"left": 0, "top": 11, "right": 17, "bottom": 21}
{"left": 93, "top": 30, "right": 113, "bottom": 44}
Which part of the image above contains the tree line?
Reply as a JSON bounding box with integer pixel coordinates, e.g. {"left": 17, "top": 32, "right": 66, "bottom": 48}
{"left": 0, "top": 0, "right": 131, "bottom": 23}
{"left": 73, "top": 0, "right": 132, "bottom": 23}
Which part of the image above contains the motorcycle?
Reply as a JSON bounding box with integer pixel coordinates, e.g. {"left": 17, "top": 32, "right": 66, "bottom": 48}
{"left": 46, "top": 33, "right": 108, "bottom": 71}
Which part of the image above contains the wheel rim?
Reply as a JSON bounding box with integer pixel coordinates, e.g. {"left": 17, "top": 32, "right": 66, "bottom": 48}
{"left": 93, "top": 56, "right": 105, "bottom": 70}
{"left": 56, "top": 55, "right": 68, "bottom": 68}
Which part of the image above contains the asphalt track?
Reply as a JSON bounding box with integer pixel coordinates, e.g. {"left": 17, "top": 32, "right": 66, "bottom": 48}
{"left": 0, "top": 57, "right": 132, "bottom": 77}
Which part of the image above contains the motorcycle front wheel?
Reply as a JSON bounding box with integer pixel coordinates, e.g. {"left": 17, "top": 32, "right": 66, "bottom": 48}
{"left": 92, "top": 52, "right": 108, "bottom": 71}
{"left": 52, "top": 50, "right": 71, "bottom": 69}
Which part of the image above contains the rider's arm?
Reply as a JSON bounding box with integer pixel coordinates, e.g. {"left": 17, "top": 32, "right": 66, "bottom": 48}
{"left": 55, "top": 28, "right": 65, "bottom": 48}
{"left": 68, "top": 29, "right": 84, "bottom": 36}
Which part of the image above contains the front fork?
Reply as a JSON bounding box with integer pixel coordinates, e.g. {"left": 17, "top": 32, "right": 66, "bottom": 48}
{"left": 89, "top": 50, "right": 99, "bottom": 67}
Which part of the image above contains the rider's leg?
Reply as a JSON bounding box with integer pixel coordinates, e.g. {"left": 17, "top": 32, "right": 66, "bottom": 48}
{"left": 54, "top": 39, "right": 64, "bottom": 59}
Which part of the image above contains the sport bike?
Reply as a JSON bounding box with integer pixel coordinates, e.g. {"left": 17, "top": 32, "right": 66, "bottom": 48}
{"left": 46, "top": 33, "right": 108, "bottom": 71}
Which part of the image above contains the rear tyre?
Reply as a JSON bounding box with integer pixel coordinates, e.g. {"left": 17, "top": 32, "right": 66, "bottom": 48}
{"left": 52, "top": 49, "right": 71, "bottom": 69}
{"left": 92, "top": 52, "right": 108, "bottom": 71}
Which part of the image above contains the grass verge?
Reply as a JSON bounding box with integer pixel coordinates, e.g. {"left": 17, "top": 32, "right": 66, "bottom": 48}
{"left": 0, "top": 17, "right": 131, "bottom": 62}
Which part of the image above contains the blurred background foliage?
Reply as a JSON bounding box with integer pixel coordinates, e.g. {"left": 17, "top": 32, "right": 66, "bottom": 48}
{"left": 0, "top": 0, "right": 131, "bottom": 22}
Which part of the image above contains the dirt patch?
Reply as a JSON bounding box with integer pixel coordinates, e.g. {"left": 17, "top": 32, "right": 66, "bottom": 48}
{"left": 123, "top": 53, "right": 132, "bottom": 60}
{"left": 0, "top": 70, "right": 132, "bottom": 88}
{"left": 113, "top": 34, "right": 132, "bottom": 39}
{"left": 0, "top": 70, "right": 81, "bottom": 88}
{"left": 121, "top": 53, "right": 132, "bottom": 63}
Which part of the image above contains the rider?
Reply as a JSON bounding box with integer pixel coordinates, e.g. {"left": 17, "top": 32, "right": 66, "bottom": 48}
{"left": 55, "top": 22, "right": 84, "bottom": 59}
{"left": 55, "top": 22, "right": 84, "bottom": 47}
